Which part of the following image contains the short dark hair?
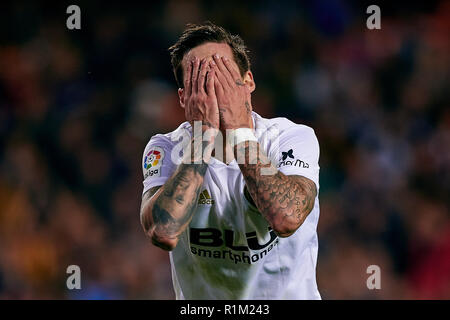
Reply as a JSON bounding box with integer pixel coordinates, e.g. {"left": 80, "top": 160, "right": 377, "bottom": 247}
{"left": 168, "top": 22, "right": 250, "bottom": 88}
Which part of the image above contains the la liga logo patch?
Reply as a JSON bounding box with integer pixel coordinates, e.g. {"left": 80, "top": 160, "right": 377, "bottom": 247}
{"left": 144, "top": 149, "right": 161, "bottom": 169}
{"left": 143, "top": 146, "right": 164, "bottom": 179}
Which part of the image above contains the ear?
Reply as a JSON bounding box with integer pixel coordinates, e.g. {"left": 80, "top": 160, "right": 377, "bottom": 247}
{"left": 243, "top": 71, "right": 256, "bottom": 93}
{"left": 178, "top": 88, "right": 185, "bottom": 108}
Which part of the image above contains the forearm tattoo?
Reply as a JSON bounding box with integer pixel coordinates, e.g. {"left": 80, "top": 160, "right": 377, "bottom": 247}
{"left": 235, "top": 141, "right": 317, "bottom": 235}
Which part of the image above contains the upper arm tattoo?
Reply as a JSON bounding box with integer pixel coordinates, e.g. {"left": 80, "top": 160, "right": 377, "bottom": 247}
{"left": 142, "top": 186, "right": 161, "bottom": 203}
{"left": 244, "top": 186, "right": 257, "bottom": 208}
{"left": 236, "top": 141, "right": 317, "bottom": 231}
{"left": 279, "top": 175, "right": 317, "bottom": 223}
{"left": 151, "top": 163, "right": 206, "bottom": 239}
{"left": 141, "top": 186, "right": 162, "bottom": 231}
{"left": 141, "top": 166, "right": 206, "bottom": 240}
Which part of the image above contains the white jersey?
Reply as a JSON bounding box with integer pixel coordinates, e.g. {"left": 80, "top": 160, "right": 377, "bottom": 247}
{"left": 142, "top": 112, "right": 321, "bottom": 299}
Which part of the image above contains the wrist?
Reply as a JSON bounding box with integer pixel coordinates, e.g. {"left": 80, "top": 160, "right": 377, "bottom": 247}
{"left": 226, "top": 128, "right": 258, "bottom": 148}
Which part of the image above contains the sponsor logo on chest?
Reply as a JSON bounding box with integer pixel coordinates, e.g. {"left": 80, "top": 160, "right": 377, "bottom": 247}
{"left": 189, "top": 227, "right": 279, "bottom": 265}
{"left": 198, "top": 189, "right": 215, "bottom": 205}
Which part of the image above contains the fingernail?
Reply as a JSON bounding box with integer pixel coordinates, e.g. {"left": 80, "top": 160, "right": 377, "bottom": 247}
{"left": 214, "top": 54, "right": 219, "bottom": 59}
{"left": 210, "top": 60, "right": 216, "bottom": 66}
{"left": 223, "top": 56, "right": 228, "bottom": 61}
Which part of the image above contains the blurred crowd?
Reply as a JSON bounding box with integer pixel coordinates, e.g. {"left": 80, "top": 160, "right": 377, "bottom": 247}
{"left": 0, "top": 1, "right": 449, "bottom": 299}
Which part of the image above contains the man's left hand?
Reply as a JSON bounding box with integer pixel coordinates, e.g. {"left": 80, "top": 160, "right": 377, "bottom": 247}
{"left": 210, "top": 54, "right": 252, "bottom": 130}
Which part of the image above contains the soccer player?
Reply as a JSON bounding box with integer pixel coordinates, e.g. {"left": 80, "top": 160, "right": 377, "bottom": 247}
{"left": 140, "top": 22, "right": 321, "bottom": 299}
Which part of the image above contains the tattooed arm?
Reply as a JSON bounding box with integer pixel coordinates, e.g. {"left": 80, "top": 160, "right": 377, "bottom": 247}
{"left": 236, "top": 141, "right": 317, "bottom": 238}
{"left": 140, "top": 57, "right": 219, "bottom": 251}
{"left": 140, "top": 139, "right": 211, "bottom": 251}
{"left": 210, "top": 53, "right": 317, "bottom": 237}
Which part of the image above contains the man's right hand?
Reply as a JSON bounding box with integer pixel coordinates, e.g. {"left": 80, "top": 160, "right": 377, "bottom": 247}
{"left": 140, "top": 58, "right": 220, "bottom": 251}
{"left": 184, "top": 57, "right": 220, "bottom": 132}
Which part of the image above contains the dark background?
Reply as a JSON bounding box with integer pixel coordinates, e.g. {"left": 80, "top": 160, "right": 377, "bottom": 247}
{"left": 0, "top": 0, "right": 449, "bottom": 299}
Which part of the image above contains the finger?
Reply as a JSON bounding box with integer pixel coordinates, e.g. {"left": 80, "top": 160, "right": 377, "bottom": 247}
{"left": 210, "top": 60, "right": 226, "bottom": 91}
{"left": 184, "top": 60, "right": 192, "bottom": 96}
{"left": 214, "top": 72, "right": 224, "bottom": 98}
{"left": 197, "top": 58, "right": 208, "bottom": 94}
{"left": 213, "top": 54, "right": 234, "bottom": 88}
{"left": 191, "top": 57, "right": 200, "bottom": 94}
{"left": 206, "top": 68, "right": 215, "bottom": 96}
{"left": 222, "top": 56, "right": 244, "bottom": 86}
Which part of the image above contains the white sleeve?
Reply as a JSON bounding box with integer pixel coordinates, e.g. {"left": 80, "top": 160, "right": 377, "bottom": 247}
{"left": 142, "top": 135, "right": 177, "bottom": 194}
{"left": 268, "top": 125, "right": 320, "bottom": 189}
